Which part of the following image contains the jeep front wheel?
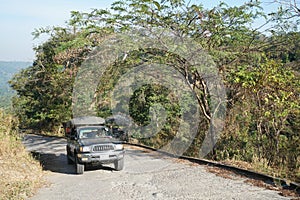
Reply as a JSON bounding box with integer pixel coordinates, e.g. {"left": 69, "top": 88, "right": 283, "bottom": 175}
{"left": 75, "top": 155, "right": 84, "bottom": 174}
{"left": 67, "top": 151, "right": 73, "bottom": 164}
{"left": 114, "top": 158, "right": 124, "bottom": 171}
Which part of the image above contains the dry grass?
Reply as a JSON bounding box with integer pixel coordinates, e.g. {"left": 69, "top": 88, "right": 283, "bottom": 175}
{"left": 0, "top": 110, "right": 44, "bottom": 200}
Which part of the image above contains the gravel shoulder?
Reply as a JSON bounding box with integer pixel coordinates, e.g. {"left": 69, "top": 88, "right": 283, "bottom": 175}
{"left": 23, "top": 134, "right": 291, "bottom": 200}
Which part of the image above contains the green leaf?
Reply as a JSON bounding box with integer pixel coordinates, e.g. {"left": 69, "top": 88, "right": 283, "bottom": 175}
{"left": 153, "top": 1, "right": 161, "bottom": 10}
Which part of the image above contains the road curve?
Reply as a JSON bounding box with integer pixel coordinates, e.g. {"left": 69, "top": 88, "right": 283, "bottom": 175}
{"left": 23, "top": 134, "right": 290, "bottom": 200}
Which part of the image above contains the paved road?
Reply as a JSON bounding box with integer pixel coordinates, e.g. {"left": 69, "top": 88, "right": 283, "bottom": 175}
{"left": 23, "top": 134, "right": 290, "bottom": 200}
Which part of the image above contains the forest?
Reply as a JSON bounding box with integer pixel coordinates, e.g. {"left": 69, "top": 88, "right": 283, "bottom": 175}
{"left": 9, "top": 0, "right": 300, "bottom": 182}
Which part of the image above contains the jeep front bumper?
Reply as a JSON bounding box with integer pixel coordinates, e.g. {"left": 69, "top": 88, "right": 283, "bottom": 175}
{"left": 77, "top": 150, "right": 125, "bottom": 164}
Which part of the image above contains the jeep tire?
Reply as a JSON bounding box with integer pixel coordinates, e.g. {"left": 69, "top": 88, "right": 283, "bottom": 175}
{"left": 67, "top": 150, "right": 73, "bottom": 164}
{"left": 75, "top": 155, "right": 84, "bottom": 174}
{"left": 114, "top": 158, "right": 124, "bottom": 171}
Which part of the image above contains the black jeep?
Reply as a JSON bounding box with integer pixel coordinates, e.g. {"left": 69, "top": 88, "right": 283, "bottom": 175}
{"left": 63, "top": 116, "right": 125, "bottom": 174}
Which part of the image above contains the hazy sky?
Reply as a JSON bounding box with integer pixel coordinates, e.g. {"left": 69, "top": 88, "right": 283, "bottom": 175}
{"left": 0, "top": 0, "right": 277, "bottom": 62}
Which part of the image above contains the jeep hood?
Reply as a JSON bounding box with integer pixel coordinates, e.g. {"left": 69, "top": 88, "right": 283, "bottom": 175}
{"left": 79, "top": 138, "right": 120, "bottom": 146}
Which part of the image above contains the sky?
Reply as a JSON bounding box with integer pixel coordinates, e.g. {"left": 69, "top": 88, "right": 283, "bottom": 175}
{"left": 0, "top": 0, "right": 277, "bottom": 62}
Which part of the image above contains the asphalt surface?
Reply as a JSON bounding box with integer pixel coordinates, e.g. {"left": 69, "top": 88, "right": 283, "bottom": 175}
{"left": 23, "top": 134, "right": 291, "bottom": 200}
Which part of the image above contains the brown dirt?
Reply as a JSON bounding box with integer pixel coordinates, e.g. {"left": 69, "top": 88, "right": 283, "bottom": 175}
{"left": 205, "top": 165, "right": 300, "bottom": 199}
{"left": 245, "top": 179, "right": 300, "bottom": 198}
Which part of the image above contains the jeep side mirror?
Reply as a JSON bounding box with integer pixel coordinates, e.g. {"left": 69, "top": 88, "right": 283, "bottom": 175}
{"left": 65, "top": 127, "right": 71, "bottom": 137}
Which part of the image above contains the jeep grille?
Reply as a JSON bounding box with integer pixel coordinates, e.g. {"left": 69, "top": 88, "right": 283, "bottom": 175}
{"left": 93, "top": 145, "right": 114, "bottom": 152}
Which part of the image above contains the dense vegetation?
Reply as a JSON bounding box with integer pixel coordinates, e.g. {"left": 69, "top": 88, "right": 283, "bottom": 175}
{"left": 0, "top": 61, "right": 30, "bottom": 109}
{"left": 9, "top": 0, "right": 300, "bottom": 182}
{"left": 0, "top": 110, "right": 43, "bottom": 199}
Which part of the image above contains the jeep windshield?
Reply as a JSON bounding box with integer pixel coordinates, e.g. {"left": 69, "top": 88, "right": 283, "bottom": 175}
{"left": 78, "top": 126, "right": 112, "bottom": 139}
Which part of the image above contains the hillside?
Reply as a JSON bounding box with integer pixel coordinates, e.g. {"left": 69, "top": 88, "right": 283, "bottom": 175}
{"left": 0, "top": 61, "right": 31, "bottom": 108}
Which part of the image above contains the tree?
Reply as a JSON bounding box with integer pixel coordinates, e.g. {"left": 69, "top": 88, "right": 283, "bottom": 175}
{"left": 274, "top": 0, "right": 300, "bottom": 17}
{"left": 9, "top": 0, "right": 300, "bottom": 181}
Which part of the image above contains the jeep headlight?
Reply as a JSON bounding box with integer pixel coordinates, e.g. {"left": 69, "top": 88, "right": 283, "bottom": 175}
{"left": 79, "top": 146, "right": 91, "bottom": 152}
{"left": 114, "top": 144, "right": 124, "bottom": 150}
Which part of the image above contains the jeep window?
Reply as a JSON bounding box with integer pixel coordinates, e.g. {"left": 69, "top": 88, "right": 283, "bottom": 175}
{"left": 78, "top": 127, "right": 111, "bottom": 139}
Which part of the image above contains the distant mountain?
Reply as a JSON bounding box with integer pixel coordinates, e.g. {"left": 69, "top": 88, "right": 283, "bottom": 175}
{"left": 0, "top": 61, "right": 31, "bottom": 109}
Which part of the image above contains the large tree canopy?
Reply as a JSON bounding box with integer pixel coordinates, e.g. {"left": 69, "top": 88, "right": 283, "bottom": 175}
{"left": 10, "top": 0, "right": 300, "bottom": 182}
